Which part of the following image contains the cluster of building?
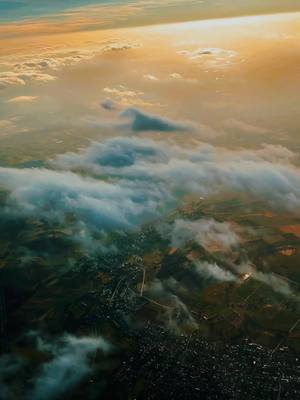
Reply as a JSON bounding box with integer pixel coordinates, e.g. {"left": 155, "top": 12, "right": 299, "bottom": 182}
{"left": 113, "top": 326, "right": 300, "bottom": 399}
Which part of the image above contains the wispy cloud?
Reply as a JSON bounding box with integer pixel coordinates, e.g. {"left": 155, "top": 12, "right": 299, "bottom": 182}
{"left": 7, "top": 96, "right": 39, "bottom": 103}
{"left": 193, "top": 261, "right": 236, "bottom": 282}
{"left": 31, "top": 334, "right": 110, "bottom": 400}
{"left": 178, "top": 47, "right": 238, "bottom": 69}
{"left": 170, "top": 218, "right": 241, "bottom": 252}
{"left": 0, "top": 333, "right": 111, "bottom": 400}
{"left": 0, "top": 70, "right": 56, "bottom": 89}
{"left": 0, "top": 39, "right": 140, "bottom": 91}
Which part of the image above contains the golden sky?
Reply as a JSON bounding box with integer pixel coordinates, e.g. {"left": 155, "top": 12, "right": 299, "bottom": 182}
{"left": 0, "top": 10, "right": 299, "bottom": 165}
{"left": 1, "top": 0, "right": 300, "bottom": 38}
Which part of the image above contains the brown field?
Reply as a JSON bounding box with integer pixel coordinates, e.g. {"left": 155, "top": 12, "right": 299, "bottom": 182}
{"left": 280, "top": 225, "right": 300, "bottom": 238}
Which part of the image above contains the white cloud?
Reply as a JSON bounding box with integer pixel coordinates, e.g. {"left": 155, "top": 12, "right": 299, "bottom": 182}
{"left": 179, "top": 47, "right": 236, "bottom": 60}
{"left": 193, "top": 261, "right": 236, "bottom": 282}
{"left": 55, "top": 136, "right": 168, "bottom": 171}
{"left": 0, "top": 333, "right": 110, "bottom": 400}
{"left": 55, "top": 136, "right": 300, "bottom": 215}
{"left": 236, "top": 263, "right": 297, "bottom": 299}
{"left": 223, "top": 118, "right": 271, "bottom": 135}
{"left": 102, "top": 86, "right": 157, "bottom": 108}
{"left": 144, "top": 278, "right": 198, "bottom": 333}
{"left": 0, "top": 74, "right": 25, "bottom": 89}
{"left": 0, "top": 71, "right": 55, "bottom": 89}
{"left": 143, "top": 74, "right": 159, "bottom": 81}
{"left": 178, "top": 47, "right": 237, "bottom": 69}
{"left": 32, "top": 335, "right": 110, "bottom": 400}
{"left": 7, "top": 96, "right": 39, "bottom": 103}
{"left": 169, "top": 72, "right": 183, "bottom": 80}
{"left": 102, "top": 41, "right": 140, "bottom": 52}
{"left": 103, "top": 86, "right": 144, "bottom": 98}
{"left": 143, "top": 72, "right": 198, "bottom": 83}
{"left": 0, "top": 134, "right": 300, "bottom": 254}
{"left": 0, "top": 39, "right": 140, "bottom": 91}
{"left": 105, "top": 141, "right": 300, "bottom": 213}
{"left": 0, "top": 164, "right": 167, "bottom": 251}
{"left": 170, "top": 218, "right": 240, "bottom": 252}
{"left": 169, "top": 72, "right": 198, "bottom": 83}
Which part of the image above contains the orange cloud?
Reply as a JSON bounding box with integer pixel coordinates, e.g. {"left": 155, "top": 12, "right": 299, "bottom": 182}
{"left": 7, "top": 96, "right": 39, "bottom": 103}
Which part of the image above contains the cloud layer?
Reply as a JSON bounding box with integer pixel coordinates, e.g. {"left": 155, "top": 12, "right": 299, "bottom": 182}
{"left": 58, "top": 136, "right": 300, "bottom": 213}
{"left": 0, "top": 40, "right": 140, "bottom": 91}
{"left": 0, "top": 165, "right": 167, "bottom": 251}
{"left": 0, "top": 134, "right": 300, "bottom": 254}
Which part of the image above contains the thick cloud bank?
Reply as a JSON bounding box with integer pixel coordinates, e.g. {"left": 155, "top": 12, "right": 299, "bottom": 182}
{"left": 56, "top": 136, "right": 169, "bottom": 170}
{"left": 0, "top": 135, "right": 300, "bottom": 254}
{"left": 56, "top": 136, "right": 300, "bottom": 214}
{"left": 0, "top": 165, "right": 167, "bottom": 250}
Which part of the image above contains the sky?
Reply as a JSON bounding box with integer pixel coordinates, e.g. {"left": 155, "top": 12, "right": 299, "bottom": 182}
{"left": 0, "top": 10, "right": 299, "bottom": 162}
{"left": 1, "top": 0, "right": 300, "bottom": 37}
